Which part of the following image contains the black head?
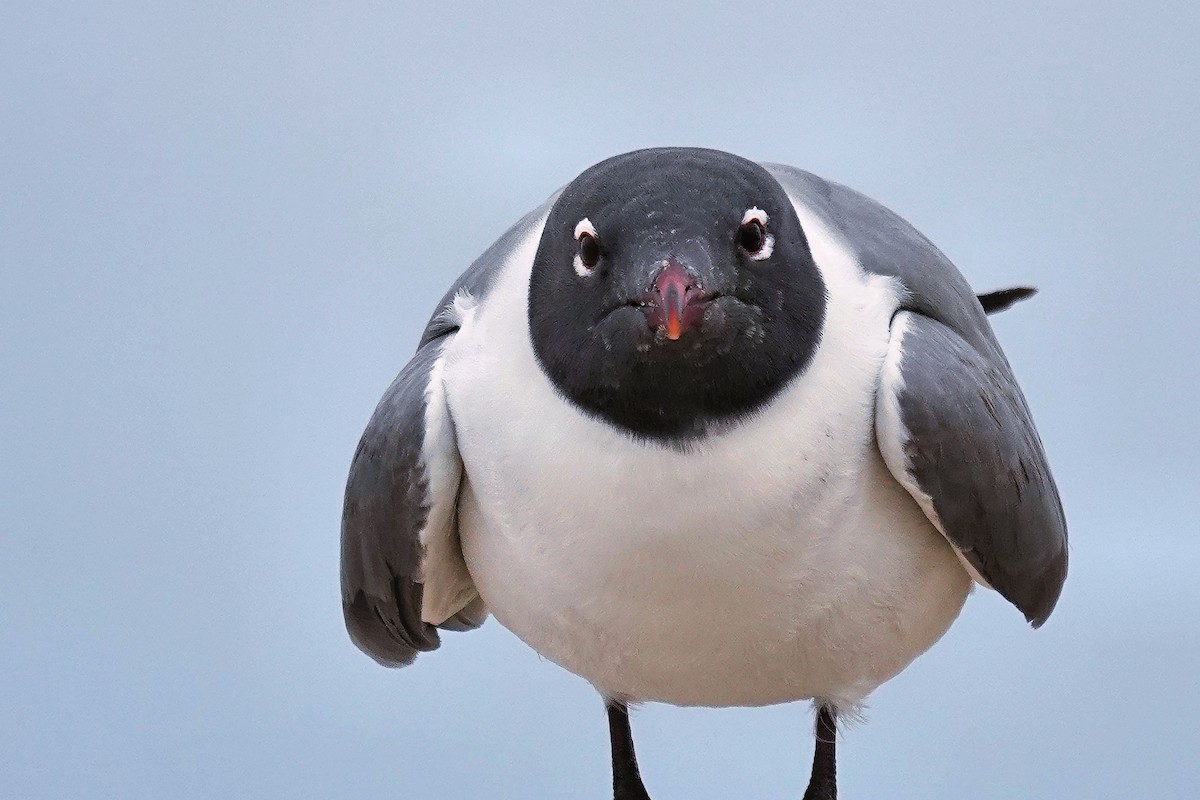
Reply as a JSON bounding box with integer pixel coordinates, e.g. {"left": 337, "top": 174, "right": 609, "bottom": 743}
{"left": 528, "top": 148, "right": 827, "bottom": 440}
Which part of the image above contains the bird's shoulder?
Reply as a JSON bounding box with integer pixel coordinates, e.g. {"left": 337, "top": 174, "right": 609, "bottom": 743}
{"left": 763, "top": 163, "right": 1003, "bottom": 360}
{"left": 419, "top": 194, "right": 557, "bottom": 347}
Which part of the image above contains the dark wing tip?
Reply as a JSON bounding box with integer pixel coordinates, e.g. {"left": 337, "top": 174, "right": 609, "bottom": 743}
{"left": 1010, "top": 547, "right": 1069, "bottom": 629}
{"left": 978, "top": 286, "right": 1038, "bottom": 315}
{"left": 343, "top": 585, "right": 441, "bottom": 668}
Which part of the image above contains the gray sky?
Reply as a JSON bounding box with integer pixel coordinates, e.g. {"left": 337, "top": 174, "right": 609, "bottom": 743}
{"left": 3, "top": 3, "right": 1198, "bottom": 798}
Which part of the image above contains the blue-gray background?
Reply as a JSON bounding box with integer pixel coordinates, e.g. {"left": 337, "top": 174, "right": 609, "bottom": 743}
{"left": 3, "top": 3, "right": 1197, "bottom": 798}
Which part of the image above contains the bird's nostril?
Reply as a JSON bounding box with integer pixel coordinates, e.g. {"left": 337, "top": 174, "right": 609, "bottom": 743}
{"left": 643, "top": 261, "right": 714, "bottom": 340}
{"left": 652, "top": 260, "right": 698, "bottom": 297}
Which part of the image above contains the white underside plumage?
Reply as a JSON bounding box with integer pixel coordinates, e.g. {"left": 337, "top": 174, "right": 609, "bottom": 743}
{"left": 428, "top": 195, "right": 973, "bottom": 710}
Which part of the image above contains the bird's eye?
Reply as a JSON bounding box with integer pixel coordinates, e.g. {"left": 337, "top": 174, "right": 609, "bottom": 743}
{"left": 738, "top": 220, "right": 766, "bottom": 254}
{"left": 578, "top": 232, "right": 600, "bottom": 268}
{"left": 738, "top": 208, "right": 774, "bottom": 261}
{"left": 573, "top": 218, "right": 601, "bottom": 276}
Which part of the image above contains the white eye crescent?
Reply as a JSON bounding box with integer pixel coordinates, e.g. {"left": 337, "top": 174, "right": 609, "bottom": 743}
{"left": 574, "top": 218, "right": 597, "bottom": 240}
{"left": 574, "top": 217, "right": 601, "bottom": 276}
{"left": 738, "top": 207, "right": 774, "bottom": 261}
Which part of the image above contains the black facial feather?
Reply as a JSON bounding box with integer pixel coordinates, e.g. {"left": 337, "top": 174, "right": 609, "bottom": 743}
{"left": 528, "top": 148, "right": 828, "bottom": 440}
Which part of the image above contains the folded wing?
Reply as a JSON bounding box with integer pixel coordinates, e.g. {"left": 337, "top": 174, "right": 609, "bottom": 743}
{"left": 875, "top": 311, "right": 1068, "bottom": 626}
{"left": 341, "top": 335, "right": 482, "bottom": 667}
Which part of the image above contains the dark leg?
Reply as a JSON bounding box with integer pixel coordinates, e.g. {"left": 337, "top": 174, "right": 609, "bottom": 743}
{"left": 802, "top": 705, "right": 837, "bottom": 800}
{"left": 607, "top": 701, "right": 652, "bottom": 800}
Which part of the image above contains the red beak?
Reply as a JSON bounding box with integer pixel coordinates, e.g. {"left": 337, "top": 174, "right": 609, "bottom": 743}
{"left": 647, "top": 262, "right": 713, "bottom": 340}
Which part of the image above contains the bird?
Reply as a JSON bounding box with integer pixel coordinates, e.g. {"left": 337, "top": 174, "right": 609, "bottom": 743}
{"left": 340, "top": 147, "right": 1068, "bottom": 799}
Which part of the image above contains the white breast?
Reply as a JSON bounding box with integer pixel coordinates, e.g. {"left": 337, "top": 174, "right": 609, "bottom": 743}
{"left": 441, "top": 199, "right": 971, "bottom": 709}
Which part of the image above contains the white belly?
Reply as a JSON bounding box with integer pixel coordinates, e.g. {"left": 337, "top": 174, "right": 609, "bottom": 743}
{"left": 441, "top": 199, "right": 971, "bottom": 708}
{"left": 456, "top": 444, "right": 968, "bottom": 708}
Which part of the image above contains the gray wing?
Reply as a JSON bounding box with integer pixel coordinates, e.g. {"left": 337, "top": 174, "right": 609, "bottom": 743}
{"left": 765, "top": 164, "right": 1068, "bottom": 626}
{"left": 341, "top": 337, "right": 479, "bottom": 667}
{"left": 341, "top": 196, "right": 554, "bottom": 667}
{"left": 877, "top": 312, "right": 1068, "bottom": 626}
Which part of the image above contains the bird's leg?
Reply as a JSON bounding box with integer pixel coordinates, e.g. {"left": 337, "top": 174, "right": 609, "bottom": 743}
{"left": 802, "top": 704, "right": 838, "bottom": 800}
{"left": 607, "top": 701, "right": 652, "bottom": 800}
